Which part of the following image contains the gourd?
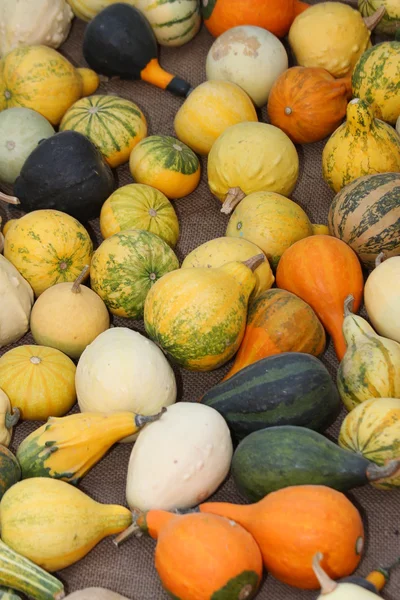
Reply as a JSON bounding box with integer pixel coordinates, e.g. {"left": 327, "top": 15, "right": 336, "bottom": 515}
{"left": 0, "top": 446, "right": 20, "bottom": 500}
{"left": 181, "top": 237, "right": 274, "bottom": 299}
{"left": 207, "top": 122, "right": 299, "bottom": 202}
{"left": 0, "top": 588, "right": 21, "bottom": 600}
{"left": 0, "top": 45, "right": 99, "bottom": 125}
{"left": 3, "top": 209, "right": 93, "bottom": 297}
{"left": 0, "top": 539, "right": 65, "bottom": 600}
{"left": 100, "top": 184, "right": 179, "bottom": 247}
{"left": 0, "top": 478, "right": 132, "bottom": 572}
{"left": 17, "top": 408, "right": 165, "bottom": 484}
{"left": 129, "top": 135, "right": 200, "bottom": 199}
{"left": 0, "top": 107, "right": 54, "bottom": 184}
{"left": 0, "top": 254, "right": 34, "bottom": 348}
{"left": 202, "top": 352, "right": 341, "bottom": 442}
{"left": 337, "top": 296, "right": 400, "bottom": 410}
{"left": 30, "top": 266, "right": 110, "bottom": 359}
{"left": 83, "top": 4, "right": 192, "bottom": 97}
{"left": 352, "top": 38, "right": 400, "bottom": 124}
{"left": 59, "top": 95, "right": 148, "bottom": 168}
{"left": 267, "top": 67, "right": 352, "bottom": 144}
{"left": 364, "top": 255, "right": 400, "bottom": 343}
{"left": 223, "top": 190, "right": 314, "bottom": 269}
{"left": 328, "top": 173, "right": 400, "bottom": 269}
{"left": 66, "top": 591, "right": 130, "bottom": 600}
{"left": 197, "top": 485, "right": 365, "bottom": 589}
{"left": 288, "top": 3, "right": 385, "bottom": 78}
{"left": 222, "top": 289, "right": 326, "bottom": 380}
{"left": 202, "top": 0, "right": 309, "bottom": 39}
{"left": 67, "top": 0, "right": 136, "bottom": 20}
{"left": 126, "top": 402, "right": 232, "bottom": 511}
{"left": 75, "top": 327, "right": 177, "bottom": 442}
{"left": 314, "top": 553, "right": 379, "bottom": 599}
{"left": 322, "top": 99, "right": 400, "bottom": 193}
{"left": 144, "top": 255, "right": 265, "bottom": 371}
{"left": 276, "top": 235, "right": 364, "bottom": 361}
{"left": 205, "top": 26, "right": 288, "bottom": 107}
{"left": 0, "top": 388, "right": 19, "bottom": 447}
{"left": 231, "top": 425, "right": 400, "bottom": 501}
{"left": 0, "top": 345, "right": 76, "bottom": 421}
{"left": 116, "top": 511, "right": 262, "bottom": 600}
{"left": 339, "top": 398, "right": 400, "bottom": 489}
{"left": 90, "top": 229, "right": 179, "bottom": 319}
{"left": 359, "top": 0, "right": 400, "bottom": 35}
{"left": 174, "top": 80, "right": 258, "bottom": 155}
{"left": 0, "top": 131, "right": 115, "bottom": 222}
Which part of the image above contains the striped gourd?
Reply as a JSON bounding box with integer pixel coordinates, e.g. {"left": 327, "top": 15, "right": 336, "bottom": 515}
{"left": 133, "top": 0, "right": 201, "bottom": 46}
{"left": 59, "top": 95, "right": 147, "bottom": 168}
{"left": 358, "top": 0, "right": 400, "bottom": 38}
{"left": 328, "top": 173, "right": 400, "bottom": 268}
{"left": 0, "top": 588, "right": 21, "bottom": 600}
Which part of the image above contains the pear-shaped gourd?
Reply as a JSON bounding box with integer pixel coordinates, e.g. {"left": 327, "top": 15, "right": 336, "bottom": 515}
{"left": 313, "top": 553, "right": 379, "bottom": 598}
{"left": 0, "top": 254, "right": 34, "bottom": 348}
{"left": 30, "top": 265, "right": 110, "bottom": 359}
{"left": 0, "top": 478, "right": 132, "bottom": 572}
{"left": 337, "top": 295, "right": 400, "bottom": 411}
{"left": 322, "top": 98, "right": 400, "bottom": 193}
{"left": 144, "top": 254, "right": 265, "bottom": 371}
{"left": 364, "top": 254, "right": 400, "bottom": 343}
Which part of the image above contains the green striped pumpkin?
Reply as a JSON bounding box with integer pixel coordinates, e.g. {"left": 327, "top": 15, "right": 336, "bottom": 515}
{"left": 358, "top": 0, "right": 400, "bottom": 36}
{"left": 59, "top": 95, "right": 148, "bottom": 168}
{"left": 328, "top": 172, "right": 400, "bottom": 268}
{"left": 133, "top": 0, "right": 201, "bottom": 46}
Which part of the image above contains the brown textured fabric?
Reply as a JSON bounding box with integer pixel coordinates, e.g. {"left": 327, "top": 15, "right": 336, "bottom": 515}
{"left": 0, "top": 7, "right": 399, "bottom": 600}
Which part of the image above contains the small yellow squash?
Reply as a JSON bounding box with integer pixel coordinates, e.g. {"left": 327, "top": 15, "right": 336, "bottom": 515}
{"left": 0, "top": 345, "right": 76, "bottom": 421}
{"left": 174, "top": 80, "right": 258, "bottom": 155}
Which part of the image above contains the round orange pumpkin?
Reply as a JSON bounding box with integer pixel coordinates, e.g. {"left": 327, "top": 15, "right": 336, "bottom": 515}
{"left": 267, "top": 67, "right": 352, "bottom": 144}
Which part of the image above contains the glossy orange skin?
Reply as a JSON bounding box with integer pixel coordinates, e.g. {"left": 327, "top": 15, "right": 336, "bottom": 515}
{"left": 276, "top": 235, "right": 364, "bottom": 361}
{"left": 267, "top": 67, "right": 352, "bottom": 144}
{"left": 199, "top": 485, "right": 365, "bottom": 590}
{"left": 223, "top": 288, "right": 326, "bottom": 380}
{"left": 203, "top": 0, "right": 309, "bottom": 39}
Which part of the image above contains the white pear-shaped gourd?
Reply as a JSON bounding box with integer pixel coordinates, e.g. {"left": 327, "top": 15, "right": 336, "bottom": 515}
{"left": 364, "top": 254, "right": 400, "bottom": 343}
{"left": 314, "top": 553, "right": 379, "bottom": 598}
{"left": 126, "top": 402, "right": 233, "bottom": 511}
{"left": 337, "top": 295, "right": 400, "bottom": 411}
{"left": 0, "top": 254, "right": 34, "bottom": 348}
{"left": 0, "top": 388, "right": 19, "bottom": 447}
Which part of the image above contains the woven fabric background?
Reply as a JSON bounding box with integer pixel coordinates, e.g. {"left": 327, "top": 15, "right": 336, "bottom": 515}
{"left": 0, "top": 4, "right": 399, "bottom": 599}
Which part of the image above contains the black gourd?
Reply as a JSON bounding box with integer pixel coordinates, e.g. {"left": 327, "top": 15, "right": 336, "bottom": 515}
{"left": 83, "top": 3, "right": 192, "bottom": 97}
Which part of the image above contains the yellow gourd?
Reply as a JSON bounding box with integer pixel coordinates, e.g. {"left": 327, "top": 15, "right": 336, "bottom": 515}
{"left": 0, "top": 388, "right": 19, "bottom": 447}
{"left": 0, "top": 45, "right": 99, "bottom": 125}
{"left": 322, "top": 98, "right": 400, "bottom": 193}
{"left": 0, "top": 345, "right": 76, "bottom": 421}
{"left": 0, "top": 478, "right": 132, "bottom": 571}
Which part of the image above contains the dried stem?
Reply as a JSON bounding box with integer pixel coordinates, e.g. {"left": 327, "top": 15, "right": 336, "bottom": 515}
{"left": 363, "top": 6, "right": 386, "bottom": 30}
{"left": 375, "top": 252, "right": 387, "bottom": 268}
{"left": 5, "top": 407, "right": 20, "bottom": 429}
{"left": 344, "top": 294, "right": 354, "bottom": 317}
{"left": 367, "top": 459, "right": 400, "bottom": 483}
{"left": 243, "top": 253, "right": 265, "bottom": 272}
{"left": 0, "top": 191, "right": 20, "bottom": 205}
{"left": 220, "top": 187, "right": 246, "bottom": 215}
{"left": 135, "top": 407, "right": 167, "bottom": 429}
{"left": 72, "top": 265, "right": 90, "bottom": 293}
{"left": 312, "top": 553, "right": 338, "bottom": 594}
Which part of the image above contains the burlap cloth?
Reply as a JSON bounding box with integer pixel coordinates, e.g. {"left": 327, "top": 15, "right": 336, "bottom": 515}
{"left": 0, "top": 5, "right": 399, "bottom": 599}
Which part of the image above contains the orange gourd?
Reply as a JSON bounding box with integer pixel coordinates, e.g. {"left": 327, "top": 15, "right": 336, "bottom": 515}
{"left": 267, "top": 67, "right": 352, "bottom": 144}
{"left": 198, "top": 485, "right": 365, "bottom": 590}
{"left": 223, "top": 289, "right": 326, "bottom": 380}
{"left": 275, "top": 235, "right": 364, "bottom": 361}
{"left": 202, "top": 0, "right": 309, "bottom": 39}
{"left": 117, "top": 511, "right": 263, "bottom": 599}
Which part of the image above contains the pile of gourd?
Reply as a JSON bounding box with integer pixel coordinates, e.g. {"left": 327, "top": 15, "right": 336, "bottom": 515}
{"left": 0, "top": 0, "right": 399, "bottom": 598}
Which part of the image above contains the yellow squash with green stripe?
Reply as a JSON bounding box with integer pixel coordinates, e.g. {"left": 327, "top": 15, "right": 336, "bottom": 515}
{"left": 60, "top": 95, "right": 148, "bottom": 168}
{"left": 339, "top": 397, "right": 400, "bottom": 489}
{"left": 144, "top": 255, "right": 264, "bottom": 371}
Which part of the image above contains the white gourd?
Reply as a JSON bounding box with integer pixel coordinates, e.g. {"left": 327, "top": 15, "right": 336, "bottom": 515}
{"left": 66, "top": 589, "right": 130, "bottom": 600}
{"left": 0, "top": 387, "right": 19, "bottom": 447}
{"left": 364, "top": 256, "right": 400, "bottom": 343}
{"left": 0, "top": 254, "right": 34, "bottom": 348}
{"left": 75, "top": 327, "right": 177, "bottom": 442}
{"left": 314, "top": 553, "right": 378, "bottom": 599}
{"left": 126, "top": 402, "right": 233, "bottom": 511}
{"left": 0, "top": 0, "right": 74, "bottom": 57}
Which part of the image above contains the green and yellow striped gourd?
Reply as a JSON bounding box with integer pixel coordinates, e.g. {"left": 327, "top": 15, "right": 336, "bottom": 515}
{"left": 358, "top": 0, "right": 400, "bottom": 36}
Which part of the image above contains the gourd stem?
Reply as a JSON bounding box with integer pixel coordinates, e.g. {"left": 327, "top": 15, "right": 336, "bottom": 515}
{"left": 312, "top": 553, "right": 338, "bottom": 594}
{"left": 375, "top": 252, "right": 387, "bottom": 267}
{"left": 344, "top": 294, "right": 354, "bottom": 317}
{"left": 243, "top": 253, "right": 265, "bottom": 272}
{"left": 72, "top": 265, "right": 90, "bottom": 293}
{"left": 367, "top": 458, "right": 400, "bottom": 482}
{"left": 221, "top": 187, "right": 246, "bottom": 215}
{"left": 5, "top": 407, "right": 20, "bottom": 429}
{"left": 113, "top": 521, "right": 142, "bottom": 546}
{"left": 134, "top": 406, "right": 167, "bottom": 429}
{"left": 0, "top": 191, "right": 20, "bottom": 205}
{"left": 363, "top": 6, "right": 386, "bottom": 30}
{"left": 55, "top": 592, "right": 65, "bottom": 600}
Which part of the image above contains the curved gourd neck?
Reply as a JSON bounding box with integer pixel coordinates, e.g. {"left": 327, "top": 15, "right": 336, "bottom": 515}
{"left": 343, "top": 295, "right": 375, "bottom": 343}
{"left": 99, "top": 504, "right": 133, "bottom": 534}
{"left": 198, "top": 501, "right": 253, "bottom": 528}
{"left": 219, "top": 254, "right": 265, "bottom": 300}
{"left": 346, "top": 98, "right": 374, "bottom": 135}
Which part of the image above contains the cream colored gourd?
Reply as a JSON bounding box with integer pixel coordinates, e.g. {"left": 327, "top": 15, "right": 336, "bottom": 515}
{"left": 76, "top": 327, "right": 176, "bottom": 442}
{"left": 337, "top": 296, "right": 400, "bottom": 411}
{"left": 0, "top": 388, "right": 19, "bottom": 447}
{"left": 0, "top": 0, "right": 74, "bottom": 57}
{"left": 206, "top": 25, "right": 288, "bottom": 107}
{"left": 0, "top": 254, "right": 34, "bottom": 348}
{"left": 364, "top": 255, "right": 400, "bottom": 343}
{"left": 314, "top": 553, "right": 378, "bottom": 599}
{"left": 322, "top": 98, "right": 400, "bottom": 193}
{"left": 66, "top": 590, "right": 130, "bottom": 600}
{"left": 132, "top": 0, "right": 201, "bottom": 47}
{"left": 30, "top": 265, "right": 110, "bottom": 359}
{"left": 126, "top": 402, "right": 233, "bottom": 511}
